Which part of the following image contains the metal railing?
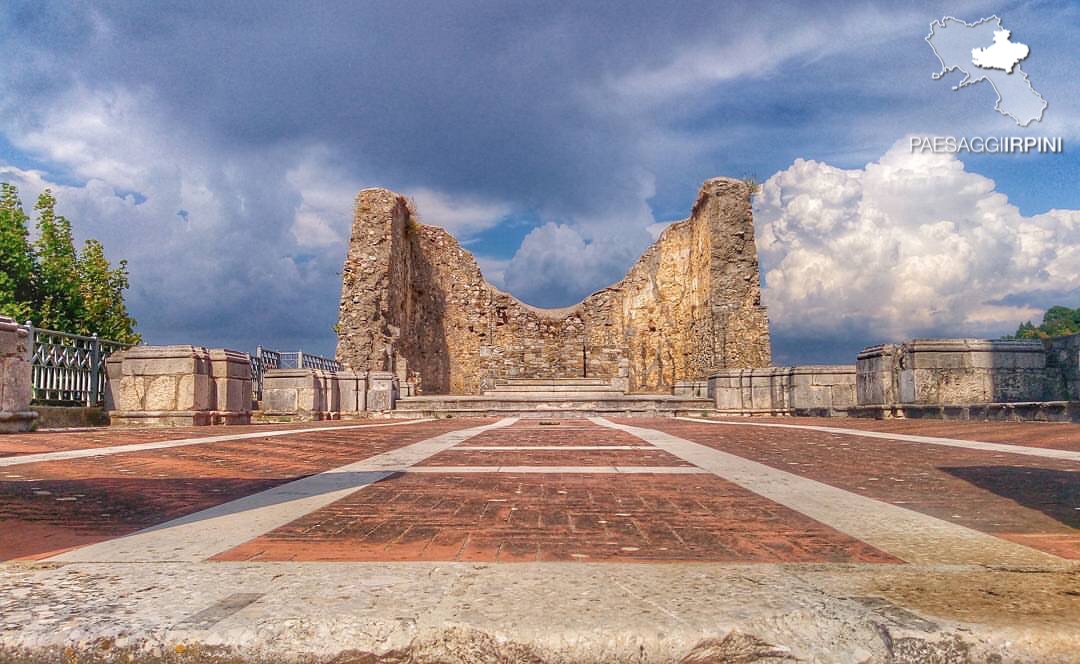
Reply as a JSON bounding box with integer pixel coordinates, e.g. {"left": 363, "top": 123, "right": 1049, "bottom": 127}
{"left": 27, "top": 323, "right": 131, "bottom": 406}
{"left": 250, "top": 346, "right": 341, "bottom": 401}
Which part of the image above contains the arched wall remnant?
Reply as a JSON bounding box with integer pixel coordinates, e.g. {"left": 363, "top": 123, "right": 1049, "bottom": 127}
{"left": 335, "top": 177, "right": 771, "bottom": 394}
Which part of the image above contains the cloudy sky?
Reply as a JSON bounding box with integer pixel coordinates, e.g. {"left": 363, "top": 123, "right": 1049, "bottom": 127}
{"left": 2, "top": 0, "right": 1077, "bottom": 364}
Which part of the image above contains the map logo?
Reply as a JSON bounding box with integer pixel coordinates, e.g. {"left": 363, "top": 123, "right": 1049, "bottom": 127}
{"left": 926, "top": 15, "right": 1046, "bottom": 126}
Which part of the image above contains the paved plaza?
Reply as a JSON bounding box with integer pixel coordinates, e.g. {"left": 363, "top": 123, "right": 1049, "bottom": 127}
{"left": 1, "top": 416, "right": 1078, "bottom": 662}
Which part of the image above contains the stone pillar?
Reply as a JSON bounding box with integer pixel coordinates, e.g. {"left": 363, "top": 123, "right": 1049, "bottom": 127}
{"left": 208, "top": 349, "right": 253, "bottom": 425}
{"left": 319, "top": 370, "right": 341, "bottom": 420}
{"left": 103, "top": 353, "right": 123, "bottom": 412}
{"left": 611, "top": 359, "right": 630, "bottom": 393}
{"left": 856, "top": 345, "right": 898, "bottom": 406}
{"left": 0, "top": 317, "right": 36, "bottom": 432}
{"left": 366, "top": 370, "right": 397, "bottom": 411}
{"left": 110, "top": 345, "right": 214, "bottom": 426}
{"left": 336, "top": 369, "right": 368, "bottom": 417}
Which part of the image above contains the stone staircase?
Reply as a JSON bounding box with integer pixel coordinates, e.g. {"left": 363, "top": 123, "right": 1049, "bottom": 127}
{"left": 394, "top": 377, "right": 716, "bottom": 418}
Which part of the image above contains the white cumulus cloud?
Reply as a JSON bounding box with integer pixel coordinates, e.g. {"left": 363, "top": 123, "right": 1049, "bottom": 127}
{"left": 756, "top": 138, "right": 1080, "bottom": 348}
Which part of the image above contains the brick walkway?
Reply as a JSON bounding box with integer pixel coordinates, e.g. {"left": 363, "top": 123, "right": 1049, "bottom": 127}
{"left": 2, "top": 415, "right": 1079, "bottom": 663}
{"left": 0, "top": 416, "right": 1076, "bottom": 564}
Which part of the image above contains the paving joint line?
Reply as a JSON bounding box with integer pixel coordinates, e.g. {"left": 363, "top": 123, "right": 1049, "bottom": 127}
{"left": 46, "top": 418, "right": 517, "bottom": 564}
{"left": 451, "top": 445, "right": 646, "bottom": 450}
{"left": 593, "top": 417, "right": 1071, "bottom": 568}
{"left": 0, "top": 418, "right": 436, "bottom": 467}
{"left": 402, "top": 465, "right": 708, "bottom": 474}
{"left": 673, "top": 416, "right": 1080, "bottom": 462}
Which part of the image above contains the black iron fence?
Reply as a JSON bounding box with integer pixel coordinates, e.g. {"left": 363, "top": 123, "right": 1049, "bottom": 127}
{"left": 27, "top": 324, "right": 131, "bottom": 406}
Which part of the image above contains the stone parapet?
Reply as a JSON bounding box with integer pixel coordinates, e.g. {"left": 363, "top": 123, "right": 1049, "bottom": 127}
{"left": 209, "top": 349, "right": 253, "bottom": 424}
{"left": 260, "top": 368, "right": 383, "bottom": 421}
{"left": 263, "top": 368, "right": 334, "bottom": 421}
{"left": 1045, "top": 333, "right": 1080, "bottom": 401}
{"left": 707, "top": 365, "right": 856, "bottom": 416}
{"left": 0, "top": 316, "right": 36, "bottom": 432}
{"left": 107, "top": 345, "right": 252, "bottom": 426}
{"left": 856, "top": 339, "right": 1063, "bottom": 407}
{"left": 849, "top": 401, "right": 1079, "bottom": 423}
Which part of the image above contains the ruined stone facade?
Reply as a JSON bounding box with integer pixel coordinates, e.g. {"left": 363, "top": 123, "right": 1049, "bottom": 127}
{"left": 336, "top": 178, "right": 771, "bottom": 394}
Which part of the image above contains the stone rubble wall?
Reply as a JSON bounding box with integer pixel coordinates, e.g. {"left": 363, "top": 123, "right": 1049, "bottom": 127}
{"left": 0, "top": 316, "right": 36, "bottom": 432}
{"left": 707, "top": 366, "right": 857, "bottom": 416}
{"left": 336, "top": 178, "right": 771, "bottom": 395}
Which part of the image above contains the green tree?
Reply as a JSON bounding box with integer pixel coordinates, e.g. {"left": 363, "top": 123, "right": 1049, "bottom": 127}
{"left": 1013, "top": 306, "right": 1080, "bottom": 340}
{"left": 33, "top": 190, "right": 83, "bottom": 331}
{"left": 0, "top": 183, "right": 37, "bottom": 321}
{"left": 1, "top": 183, "right": 138, "bottom": 341}
{"left": 77, "top": 239, "right": 141, "bottom": 343}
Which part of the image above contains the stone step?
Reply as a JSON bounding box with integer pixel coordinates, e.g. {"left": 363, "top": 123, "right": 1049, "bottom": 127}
{"left": 493, "top": 377, "right": 612, "bottom": 387}
{"left": 482, "top": 389, "right": 627, "bottom": 398}
{"left": 385, "top": 408, "right": 718, "bottom": 419}
{"left": 394, "top": 395, "right": 715, "bottom": 418}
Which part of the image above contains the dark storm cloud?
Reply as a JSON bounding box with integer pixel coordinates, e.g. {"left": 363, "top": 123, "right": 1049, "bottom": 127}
{"left": 1, "top": 0, "right": 1075, "bottom": 360}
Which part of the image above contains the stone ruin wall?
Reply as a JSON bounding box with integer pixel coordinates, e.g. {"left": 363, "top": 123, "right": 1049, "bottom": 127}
{"left": 336, "top": 177, "right": 771, "bottom": 394}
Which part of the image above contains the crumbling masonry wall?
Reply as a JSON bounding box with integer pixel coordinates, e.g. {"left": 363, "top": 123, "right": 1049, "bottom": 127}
{"left": 335, "top": 178, "right": 771, "bottom": 394}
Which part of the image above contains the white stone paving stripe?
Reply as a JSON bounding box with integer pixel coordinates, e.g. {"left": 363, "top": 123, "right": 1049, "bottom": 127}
{"left": 48, "top": 418, "right": 518, "bottom": 563}
{"left": 673, "top": 416, "right": 1080, "bottom": 462}
{"left": 452, "top": 445, "right": 645, "bottom": 451}
{"left": 0, "top": 419, "right": 435, "bottom": 468}
{"left": 593, "top": 417, "right": 1067, "bottom": 567}
{"left": 403, "top": 466, "right": 708, "bottom": 474}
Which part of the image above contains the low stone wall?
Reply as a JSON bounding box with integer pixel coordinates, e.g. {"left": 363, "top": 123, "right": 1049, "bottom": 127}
{"left": 261, "top": 368, "right": 394, "bottom": 421}
{"left": 106, "top": 345, "right": 252, "bottom": 426}
{"left": 0, "top": 316, "right": 36, "bottom": 432}
{"left": 856, "top": 339, "right": 1064, "bottom": 407}
{"left": 673, "top": 380, "right": 708, "bottom": 398}
{"left": 1045, "top": 333, "right": 1080, "bottom": 400}
{"left": 32, "top": 405, "right": 108, "bottom": 429}
{"left": 707, "top": 366, "right": 856, "bottom": 416}
{"left": 849, "top": 401, "right": 1079, "bottom": 422}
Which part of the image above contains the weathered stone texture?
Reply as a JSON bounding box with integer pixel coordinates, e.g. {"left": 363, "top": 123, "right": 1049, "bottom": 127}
{"left": 0, "top": 316, "right": 36, "bottom": 432}
{"left": 107, "top": 345, "right": 252, "bottom": 426}
{"left": 336, "top": 178, "right": 771, "bottom": 394}
{"left": 1045, "top": 333, "right": 1080, "bottom": 400}
{"left": 856, "top": 339, "right": 1066, "bottom": 407}
{"left": 708, "top": 366, "right": 856, "bottom": 416}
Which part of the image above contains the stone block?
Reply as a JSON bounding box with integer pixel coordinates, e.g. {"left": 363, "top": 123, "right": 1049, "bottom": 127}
{"left": 263, "top": 388, "right": 298, "bottom": 414}
{"left": 857, "top": 338, "right": 1064, "bottom": 408}
{"left": 336, "top": 369, "right": 363, "bottom": 415}
{"left": 107, "top": 345, "right": 251, "bottom": 427}
{"left": 367, "top": 370, "right": 397, "bottom": 411}
{"left": 0, "top": 318, "right": 35, "bottom": 431}
{"left": 145, "top": 375, "right": 179, "bottom": 411}
{"left": 262, "top": 368, "right": 337, "bottom": 420}
{"left": 104, "top": 355, "right": 123, "bottom": 411}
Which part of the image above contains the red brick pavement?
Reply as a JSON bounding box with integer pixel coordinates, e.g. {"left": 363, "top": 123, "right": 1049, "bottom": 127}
{"left": 635, "top": 419, "right": 1080, "bottom": 559}
{"left": 0, "top": 419, "right": 419, "bottom": 458}
{"left": 0, "top": 419, "right": 484, "bottom": 560}
{"left": 463, "top": 421, "right": 649, "bottom": 447}
{"left": 214, "top": 472, "right": 898, "bottom": 563}
{"left": 739, "top": 417, "right": 1080, "bottom": 451}
{"left": 415, "top": 448, "right": 693, "bottom": 466}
